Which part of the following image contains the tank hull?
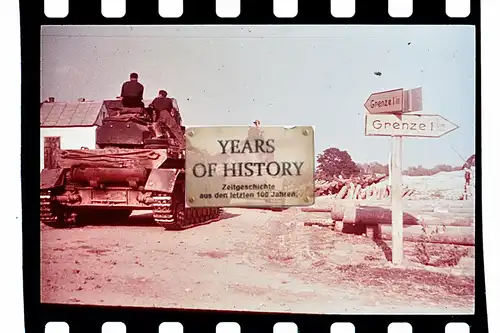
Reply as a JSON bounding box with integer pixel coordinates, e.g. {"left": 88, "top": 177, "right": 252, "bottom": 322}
{"left": 70, "top": 168, "right": 149, "bottom": 188}
{"left": 40, "top": 146, "right": 221, "bottom": 229}
{"left": 50, "top": 187, "right": 153, "bottom": 209}
{"left": 41, "top": 167, "right": 222, "bottom": 230}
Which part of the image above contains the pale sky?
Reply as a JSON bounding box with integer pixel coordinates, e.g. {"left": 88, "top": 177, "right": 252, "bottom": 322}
{"left": 40, "top": 25, "right": 476, "bottom": 168}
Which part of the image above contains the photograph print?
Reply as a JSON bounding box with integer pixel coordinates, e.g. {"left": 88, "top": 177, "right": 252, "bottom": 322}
{"left": 40, "top": 25, "right": 475, "bottom": 314}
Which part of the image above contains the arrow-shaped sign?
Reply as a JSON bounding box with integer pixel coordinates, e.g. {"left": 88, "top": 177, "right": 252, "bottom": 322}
{"left": 365, "top": 113, "right": 459, "bottom": 138}
{"left": 364, "top": 88, "right": 404, "bottom": 114}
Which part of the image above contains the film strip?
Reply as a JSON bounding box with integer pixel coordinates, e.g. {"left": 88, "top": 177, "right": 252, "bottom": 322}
{"left": 25, "top": 0, "right": 485, "bottom": 332}
{"left": 43, "top": 0, "right": 473, "bottom": 19}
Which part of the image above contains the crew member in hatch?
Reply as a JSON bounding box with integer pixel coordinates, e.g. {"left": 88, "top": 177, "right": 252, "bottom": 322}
{"left": 148, "top": 90, "right": 184, "bottom": 145}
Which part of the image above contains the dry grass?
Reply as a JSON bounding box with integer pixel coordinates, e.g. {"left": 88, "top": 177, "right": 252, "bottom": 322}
{"left": 250, "top": 210, "right": 475, "bottom": 309}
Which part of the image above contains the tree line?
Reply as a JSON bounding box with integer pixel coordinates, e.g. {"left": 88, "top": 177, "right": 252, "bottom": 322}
{"left": 315, "top": 147, "right": 462, "bottom": 181}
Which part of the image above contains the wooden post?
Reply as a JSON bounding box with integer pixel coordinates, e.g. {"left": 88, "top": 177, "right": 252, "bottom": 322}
{"left": 44, "top": 136, "right": 61, "bottom": 169}
{"left": 391, "top": 135, "right": 403, "bottom": 265}
{"left": 388, "top": 150, "right": 392, "bottom": 186}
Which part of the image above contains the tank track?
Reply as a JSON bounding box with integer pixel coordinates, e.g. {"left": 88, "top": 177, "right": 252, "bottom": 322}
{"left": 40, "top": 190, "right": 77, "bottom": 228}
{"left": 41, "top": 190, "right": 222, "bottom": 230}
{"left": 151, "top": 192, "right": 222, "bottom": 230}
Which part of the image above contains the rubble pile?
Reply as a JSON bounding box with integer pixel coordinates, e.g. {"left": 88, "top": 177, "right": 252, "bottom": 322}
{"left": 314, "top": 174, "right": 408, "bottom": 200}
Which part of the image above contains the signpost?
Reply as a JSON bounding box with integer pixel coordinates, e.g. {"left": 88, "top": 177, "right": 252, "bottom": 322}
{"left": 390, "top": 135, "right": 403, "bottom": 265}
{"left": 364, "top": 88, "right": 404, "bottom": 114}
{"left": 365, "top": 114, "right": 459, "bottom": 138}
{"left": 363, "top": 87, "right": 459, "bottom": 265}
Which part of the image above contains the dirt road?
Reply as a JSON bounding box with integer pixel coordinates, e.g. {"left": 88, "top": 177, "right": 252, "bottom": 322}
{"left": 41, "top": 207, "right": 474, "bottom": 314}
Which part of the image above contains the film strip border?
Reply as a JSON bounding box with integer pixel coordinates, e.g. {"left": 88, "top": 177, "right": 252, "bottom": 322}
{"left": 28, "top": 0, "right": 483, "bottom": 332}
{"left": 35, "top": 0, "right": 478, "bottom": 24}
{"left": 35, "top": 304, "right": 483, "bottom": 333}
{"left": 45, "top": 321, "right": 472, "bottom": 333}
{"left": 44, "top": 0, "right": 472, "bottom": 19}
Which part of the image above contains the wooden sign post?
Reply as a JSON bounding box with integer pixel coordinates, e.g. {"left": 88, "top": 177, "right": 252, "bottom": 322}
{"left": 364, "top": 87, "right": 459, "bottom": 265}
{"left": 390, "top": 135, "right": 403, "bottom": 265}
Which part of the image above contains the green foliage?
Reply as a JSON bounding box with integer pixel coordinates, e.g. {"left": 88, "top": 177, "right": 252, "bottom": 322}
{"left": 316, "top": 147, "right": 360, "bottom": 180}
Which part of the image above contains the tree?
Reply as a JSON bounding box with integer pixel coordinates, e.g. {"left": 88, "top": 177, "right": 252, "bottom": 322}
{"left": 316, "top": 147, "right": 360, "bottom": 180}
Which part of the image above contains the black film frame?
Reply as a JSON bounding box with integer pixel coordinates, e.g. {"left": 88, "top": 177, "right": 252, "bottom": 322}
{"left": 23, "top": 0, "right": 485, "bottom": 332}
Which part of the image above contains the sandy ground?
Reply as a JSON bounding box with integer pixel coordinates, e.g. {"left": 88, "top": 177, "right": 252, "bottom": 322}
{"left": 41, "top": 207, "right": 475, "bottom": 314}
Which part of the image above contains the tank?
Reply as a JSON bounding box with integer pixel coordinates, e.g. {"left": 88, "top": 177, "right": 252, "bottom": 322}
{"left": 40, "top": 99, "right": 222, "bottom": 230}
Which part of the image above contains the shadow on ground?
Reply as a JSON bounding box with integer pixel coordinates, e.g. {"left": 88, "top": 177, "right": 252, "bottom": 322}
{"left": 338, "top": 209, "right": 417, "bottom": 263}
{"left": 76, "top": 209, "right": 240, "bottom": 228}
{"left": 332, "top": 206, "right": 473, "bottom": 266}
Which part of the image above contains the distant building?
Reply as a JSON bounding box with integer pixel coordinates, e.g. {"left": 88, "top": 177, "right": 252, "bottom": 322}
{"left": 40, "top": 98, "right": 156, "bottom": 171}
{"left": 39, "top": 100, "right": 107, "bottom": 171}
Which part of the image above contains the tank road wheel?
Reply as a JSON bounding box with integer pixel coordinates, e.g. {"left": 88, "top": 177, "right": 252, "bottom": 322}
{"left": 152, "top": 192, "right": 176, "bottom": 229}
{"left": 153, "top": 189, "right": 190, "bottom": 230}
{"left": 171, "top": 198, "right": 187, "bottom": 230}
{"left": 40, "top": 190, "right": 79, "bottom": 229}
{"left": 152, "top": 187, "right": 223, "bottom": 230}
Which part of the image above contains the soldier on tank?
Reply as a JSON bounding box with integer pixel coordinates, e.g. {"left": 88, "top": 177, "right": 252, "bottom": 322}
{"left": 150, "top": 90, "right": 182, "bottom": 125}
{"left": 148, "top": 90, "right": 184, "bottom": 146}
{"left": 119, "top": 72, "right": 145, "bottom": 108}
{"left": 171, "top": 98, "right": 182, "bottom": 126}
{"left": 150, "top": 89, "right": 173, "bottom": 115}
{"left": 247, "top": 120, "right": 263, "bottom": 140}
{"left": 247, "top": 120, "right": 272, "bottom": 162}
